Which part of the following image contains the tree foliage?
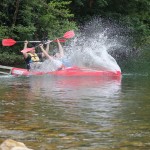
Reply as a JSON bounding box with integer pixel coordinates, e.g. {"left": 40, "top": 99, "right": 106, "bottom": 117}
{"left": 0, "top": 0, "right": 149, "bottom": 65}
{"left": 1, "top": 0, "right": 149, "bottom": 48}
{"left": 0, "top": 0, "right": 76, "bottom": 47}
{"left": 69, "top": 0, "right": 150, "bottom": 47}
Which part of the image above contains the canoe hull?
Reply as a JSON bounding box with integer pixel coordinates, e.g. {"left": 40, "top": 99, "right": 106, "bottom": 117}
{"left": 11, "top": 66, "right": 121, "bottom": 78}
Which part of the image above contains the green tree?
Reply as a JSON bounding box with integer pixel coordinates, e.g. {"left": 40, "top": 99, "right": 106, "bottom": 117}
{"left": 104, "top": 0, "right": 150, "bottom": 48}
{"left": 0, "top": 0, "right": 77, "bottom": 65}
{"left": 69, "top": 0, "right": 150, "bottom": 48}
{"left": 0, "top": 0, "right": 76, "bottom": 51}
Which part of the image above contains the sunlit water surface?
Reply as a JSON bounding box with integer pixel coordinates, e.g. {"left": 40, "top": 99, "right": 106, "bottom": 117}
{"left": 0, "top": 74, "right": 150, "bottom": 150}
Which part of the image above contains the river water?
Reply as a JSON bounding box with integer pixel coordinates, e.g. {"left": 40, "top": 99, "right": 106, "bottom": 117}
{"left": 0, "top": 73, "right": 150, "bottom": 150}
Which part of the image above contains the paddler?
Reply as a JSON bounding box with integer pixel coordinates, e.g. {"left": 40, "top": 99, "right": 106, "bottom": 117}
{"left": 21, "top": 40, "right": 50, "bottom": 71}
{"left": 53, "top": 39, "right": 73, "bottom": 68}
{"left": 39, "top": 39, "right": 73, "bottom": 71}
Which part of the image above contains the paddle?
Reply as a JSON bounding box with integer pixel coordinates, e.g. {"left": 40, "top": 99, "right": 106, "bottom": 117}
{"left": 61, "top": 30, "right": 75, "bottom": 39}
{"left": 44, "top": 30, "right": 75, "bottom": 44}
{"left": 2, "top": 30, "right": 74, "bottom": 46}
{"left": 2, "top": 38, "right": 66, "bottom": 46}
{"left": 2, "top": 39, "right": 41, "bottom": 46}
{"left": 21, "top": 30, "right": 75, "bottom": 53}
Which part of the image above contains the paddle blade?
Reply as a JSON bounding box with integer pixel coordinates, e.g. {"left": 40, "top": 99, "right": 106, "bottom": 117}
{"left": 53, "top": 38, "right": 66, "bottom": 42}
{"left": 63, "top": 30, "right": 75, "bottom": 39}
{"left": 2, "top": 39, "right": 16, "bottom": 46}
{"left": 21, "top": 48, "right": 34, "bottom": 53}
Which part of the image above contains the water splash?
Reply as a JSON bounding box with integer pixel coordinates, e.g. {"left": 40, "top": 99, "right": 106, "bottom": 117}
{"left": 64, "top": 18, "right": 132, "bottom": 72}
{"left": 40, "top": 18, "right": 131, "bottom": 72}
{"left": 30, "top": 59, "right": 63, "bottom": 72}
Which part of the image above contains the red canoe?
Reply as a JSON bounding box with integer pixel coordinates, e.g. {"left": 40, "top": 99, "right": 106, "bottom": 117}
{"left": 11, "top": 66, "right": 121, "bottom": 78}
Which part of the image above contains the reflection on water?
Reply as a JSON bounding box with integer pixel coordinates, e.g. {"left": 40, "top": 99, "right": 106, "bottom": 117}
{"left": 29, "top": 75, "right": 121, "bottom": 98}
{"left": 0, "top": 75, "right": 150, "bottom": 149}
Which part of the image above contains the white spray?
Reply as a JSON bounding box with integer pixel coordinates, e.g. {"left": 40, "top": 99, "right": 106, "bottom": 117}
{"left": 64, "top": 19, "right": 125, "bottom": 72}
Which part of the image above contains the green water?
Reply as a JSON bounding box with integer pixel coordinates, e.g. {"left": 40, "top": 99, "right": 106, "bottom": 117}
{"left": 0, "top": 74, "right": 150, "bottom": 150}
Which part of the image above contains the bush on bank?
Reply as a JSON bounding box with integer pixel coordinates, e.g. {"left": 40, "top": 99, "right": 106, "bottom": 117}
{"left": 0, "top": 52, "right": 24, "bottom": 66}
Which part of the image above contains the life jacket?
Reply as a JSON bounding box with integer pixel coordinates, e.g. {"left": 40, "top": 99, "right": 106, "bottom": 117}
{"left": 28, "top": 53, "right": 40, "bottom": 62}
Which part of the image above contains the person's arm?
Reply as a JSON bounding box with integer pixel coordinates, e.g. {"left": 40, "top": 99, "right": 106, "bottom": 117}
{"left": 57, "top": 39, "right": 64, "bottom": 57}
{"left": 39, "top": 44, "right": 53, "bottom": 60}
{"left": 41, "top": 40, "right": 51, "bottom": 58}
{"left": 22, "top": 40, "right": 28, "bottom": 59}
{"left": 46, "top": 40, "right": 51, "bottom": 53}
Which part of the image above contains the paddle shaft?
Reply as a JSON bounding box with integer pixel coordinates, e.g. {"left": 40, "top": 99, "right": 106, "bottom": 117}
{"left": 15, "top": 41, "right": 41, "bottom": 43}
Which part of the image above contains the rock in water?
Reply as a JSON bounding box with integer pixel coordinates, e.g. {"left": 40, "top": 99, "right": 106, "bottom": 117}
{"left": 0, "top": 139, "right": 33, "bottom": 150}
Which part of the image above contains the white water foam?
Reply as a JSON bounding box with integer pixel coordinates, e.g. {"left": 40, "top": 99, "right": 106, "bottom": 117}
{"left": 67, "top": 36, "right": 121, "bottom": 72}
{"left": 64, "top": 19, "right": 126, "bottom": 72}
{"left": 30, "top": 59, "right": 62, "bottom": 72}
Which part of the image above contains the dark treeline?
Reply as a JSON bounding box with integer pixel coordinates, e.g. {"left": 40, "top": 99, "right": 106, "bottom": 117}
{"left": 0, "top": 0, "right": 149, "bottom": 67}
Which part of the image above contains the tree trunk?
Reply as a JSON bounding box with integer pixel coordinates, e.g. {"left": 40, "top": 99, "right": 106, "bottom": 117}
{"left": 13, "top": 0, "right": 20, "bottom": 25}
{"left": 88, "top": 0, "right": 94, "bottom": 9}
